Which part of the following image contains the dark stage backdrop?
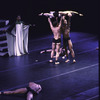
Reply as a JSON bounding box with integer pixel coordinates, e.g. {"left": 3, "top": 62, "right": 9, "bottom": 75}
{"left": 0, "top": 0, "right": 99, "bottom": 39}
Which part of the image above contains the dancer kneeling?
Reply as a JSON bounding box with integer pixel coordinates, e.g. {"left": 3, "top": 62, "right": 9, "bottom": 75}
{"left": 0, "top": 82, "right": 42, "bottom": 100}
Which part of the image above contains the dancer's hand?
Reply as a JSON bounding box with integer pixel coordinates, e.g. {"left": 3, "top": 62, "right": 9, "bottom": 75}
{"left": 68, "top": 13, "right": 72, "bottom": 17}
{"left": 39, "top": 13, "right": 43, "bottom": 16}
{"left": 62, "top": 16, "right": 65, "bottom": 19}
{"left": 79, "top": 14, "right": 83, "bottom": 16}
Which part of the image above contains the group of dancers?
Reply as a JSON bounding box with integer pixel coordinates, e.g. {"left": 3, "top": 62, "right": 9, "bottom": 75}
{"left": 39, "top": 11, "right": 83, "bottom": 64}
{"left": 0, "top": 10, "right": 83, "bottom": 100}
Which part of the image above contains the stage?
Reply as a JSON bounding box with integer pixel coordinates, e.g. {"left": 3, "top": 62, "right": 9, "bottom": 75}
{"left": 0, "top": 32, "right": 99, "bottom": 100}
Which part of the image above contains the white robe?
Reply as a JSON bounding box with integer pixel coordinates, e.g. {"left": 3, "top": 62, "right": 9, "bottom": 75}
{"left": 6, "top": 23, "right": 29, "bottom": 56}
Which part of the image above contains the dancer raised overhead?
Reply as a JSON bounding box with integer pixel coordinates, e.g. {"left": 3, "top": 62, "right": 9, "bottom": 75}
{"left": 59, "top": 10, "right": 83, "bottom": 16}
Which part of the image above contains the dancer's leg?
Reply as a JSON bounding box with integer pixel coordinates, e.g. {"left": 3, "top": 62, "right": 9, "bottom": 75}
{"left": 49, "top": 43, "right": 56, "bottom": 62}
{"left": 55, "top": 43, "right": 61, "bottom": 64}
{"left": 0, "top": 88, "right": 27, "bottom": 95}
{"left": 68, "top": 40, "right": 76, "bottom": 63}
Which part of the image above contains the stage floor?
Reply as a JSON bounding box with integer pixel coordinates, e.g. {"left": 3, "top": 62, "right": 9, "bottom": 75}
{"left": 0, "top": 32, "right": 99, "bottom": 100}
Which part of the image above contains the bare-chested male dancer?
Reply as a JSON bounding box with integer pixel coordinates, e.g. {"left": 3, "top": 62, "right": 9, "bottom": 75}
{"left": 48, "top": 16, "right": 63, "bottom": 64}
{"left": 61, "top": 13, "right": 76, "bottom": 63}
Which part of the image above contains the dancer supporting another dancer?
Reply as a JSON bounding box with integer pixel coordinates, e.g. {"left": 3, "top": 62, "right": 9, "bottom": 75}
{"left": 48, "top": 16, "right": 63, "bottom": 64}
{"left": 61, "top": 13, "right": 76, "bottom": 63}
{"left": 39, "top": 11, "right": 83, "bottom": 63}
{"left": 0, "top": 82, "right": 42, "bottom": 100}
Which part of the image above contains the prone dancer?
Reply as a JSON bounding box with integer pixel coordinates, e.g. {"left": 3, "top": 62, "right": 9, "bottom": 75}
{"left": 61, "top": 13, "right": 76, "bottom": 63}
{"left": 40, "top": 47, "right": 70, "bottom": 59}
{"left": 48, "top": 16, "right": 63, "bottom": 64}
{"left": 0, "top": 82, "right": 42, "bottom": 100}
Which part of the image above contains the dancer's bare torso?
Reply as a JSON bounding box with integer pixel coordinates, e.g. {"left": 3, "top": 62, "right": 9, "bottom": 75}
{"left": 61, "top": 20, "right": 70, "bottom": 38}
{"left": 51, "top": 27, "right": 61, "bottom": 40}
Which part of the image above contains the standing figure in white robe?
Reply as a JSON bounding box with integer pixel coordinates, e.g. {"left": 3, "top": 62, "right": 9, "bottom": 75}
{"left": 6, "top": 15, "right": 30, "bottom": 56}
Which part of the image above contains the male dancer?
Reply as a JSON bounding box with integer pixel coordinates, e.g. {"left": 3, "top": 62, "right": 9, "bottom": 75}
{"left": 48, "top": 16, "right": 63, "bottom": 64}
{"left": 61, "top": 13, "right": 76, "bottom": 63}
{"left": 0, "top": 82, "right": 42, "bottom": 100}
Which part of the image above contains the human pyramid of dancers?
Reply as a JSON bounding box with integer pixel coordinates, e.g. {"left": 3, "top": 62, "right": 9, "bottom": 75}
{"left": 39, "top": 10, "right": 83, "bottom": 64}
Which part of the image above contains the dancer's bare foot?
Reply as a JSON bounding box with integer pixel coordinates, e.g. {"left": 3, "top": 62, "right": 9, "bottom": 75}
{"left": 0, "top": 92, "right": 1, "bottom": 95}
{"left": 62, "top": 55, "right": 66, "bottom": 59}
{"left": 65, "top": 59, "right": 70, "bottom": 63}
{"left": 73, "top": 59, "right": 76, "bottom": 63}
{"left": 55, "top": 61, "right": 60, "bottom": 65}
{"left": 49, "top": 60, "right": 53, "bottom": 63}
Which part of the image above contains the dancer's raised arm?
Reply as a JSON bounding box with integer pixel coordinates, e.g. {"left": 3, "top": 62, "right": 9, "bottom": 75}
{"left": 48, "top": 17, "right": 53, "bottom": 29}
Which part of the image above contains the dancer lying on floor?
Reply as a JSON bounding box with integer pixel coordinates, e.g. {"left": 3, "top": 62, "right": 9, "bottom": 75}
{"left": 0, "top": 82, "right": 42, "bottom": 100}
{"left": 40, "top": 47, "right": 70, "bottom": 59}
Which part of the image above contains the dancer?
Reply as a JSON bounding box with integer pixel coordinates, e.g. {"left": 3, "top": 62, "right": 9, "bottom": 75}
{"left": 40, "top": 47, "right": 70, "bottom": 57}
{"left": 6, "top": 15, "right": 30, "bottom": 56}
{"left": 0, "top": 82, "right": 42, "bottom": 100}
{"left": 61, "top": 13, "right": 76, "bottom": 63}
{"left": 59, "top": 10, "right": 83, "bottom": 16}
{"left": 48, "top": 16, "right": 63, "bottom": 64}
{"left": 39, "top": 11, "right": 60, "bottom": 18}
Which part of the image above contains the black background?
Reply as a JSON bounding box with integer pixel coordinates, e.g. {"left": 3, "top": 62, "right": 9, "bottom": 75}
{"left": 0, "top": 0, "right": 99, "bottom": 38}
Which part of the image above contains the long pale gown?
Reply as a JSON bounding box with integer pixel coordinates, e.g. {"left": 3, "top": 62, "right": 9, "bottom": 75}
{"left": 6, "top": 21, "right": 29, "bottom": 56}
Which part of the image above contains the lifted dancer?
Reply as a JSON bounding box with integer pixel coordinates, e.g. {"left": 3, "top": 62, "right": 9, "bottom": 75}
{"left": 48, "top": 16, "right": 63, "bottom": 64}
{"left": 0, "top": 82, "right": 42, "bottom": 100}
{"left": 61, "top": 13, "right": 76, "bottom": 63}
